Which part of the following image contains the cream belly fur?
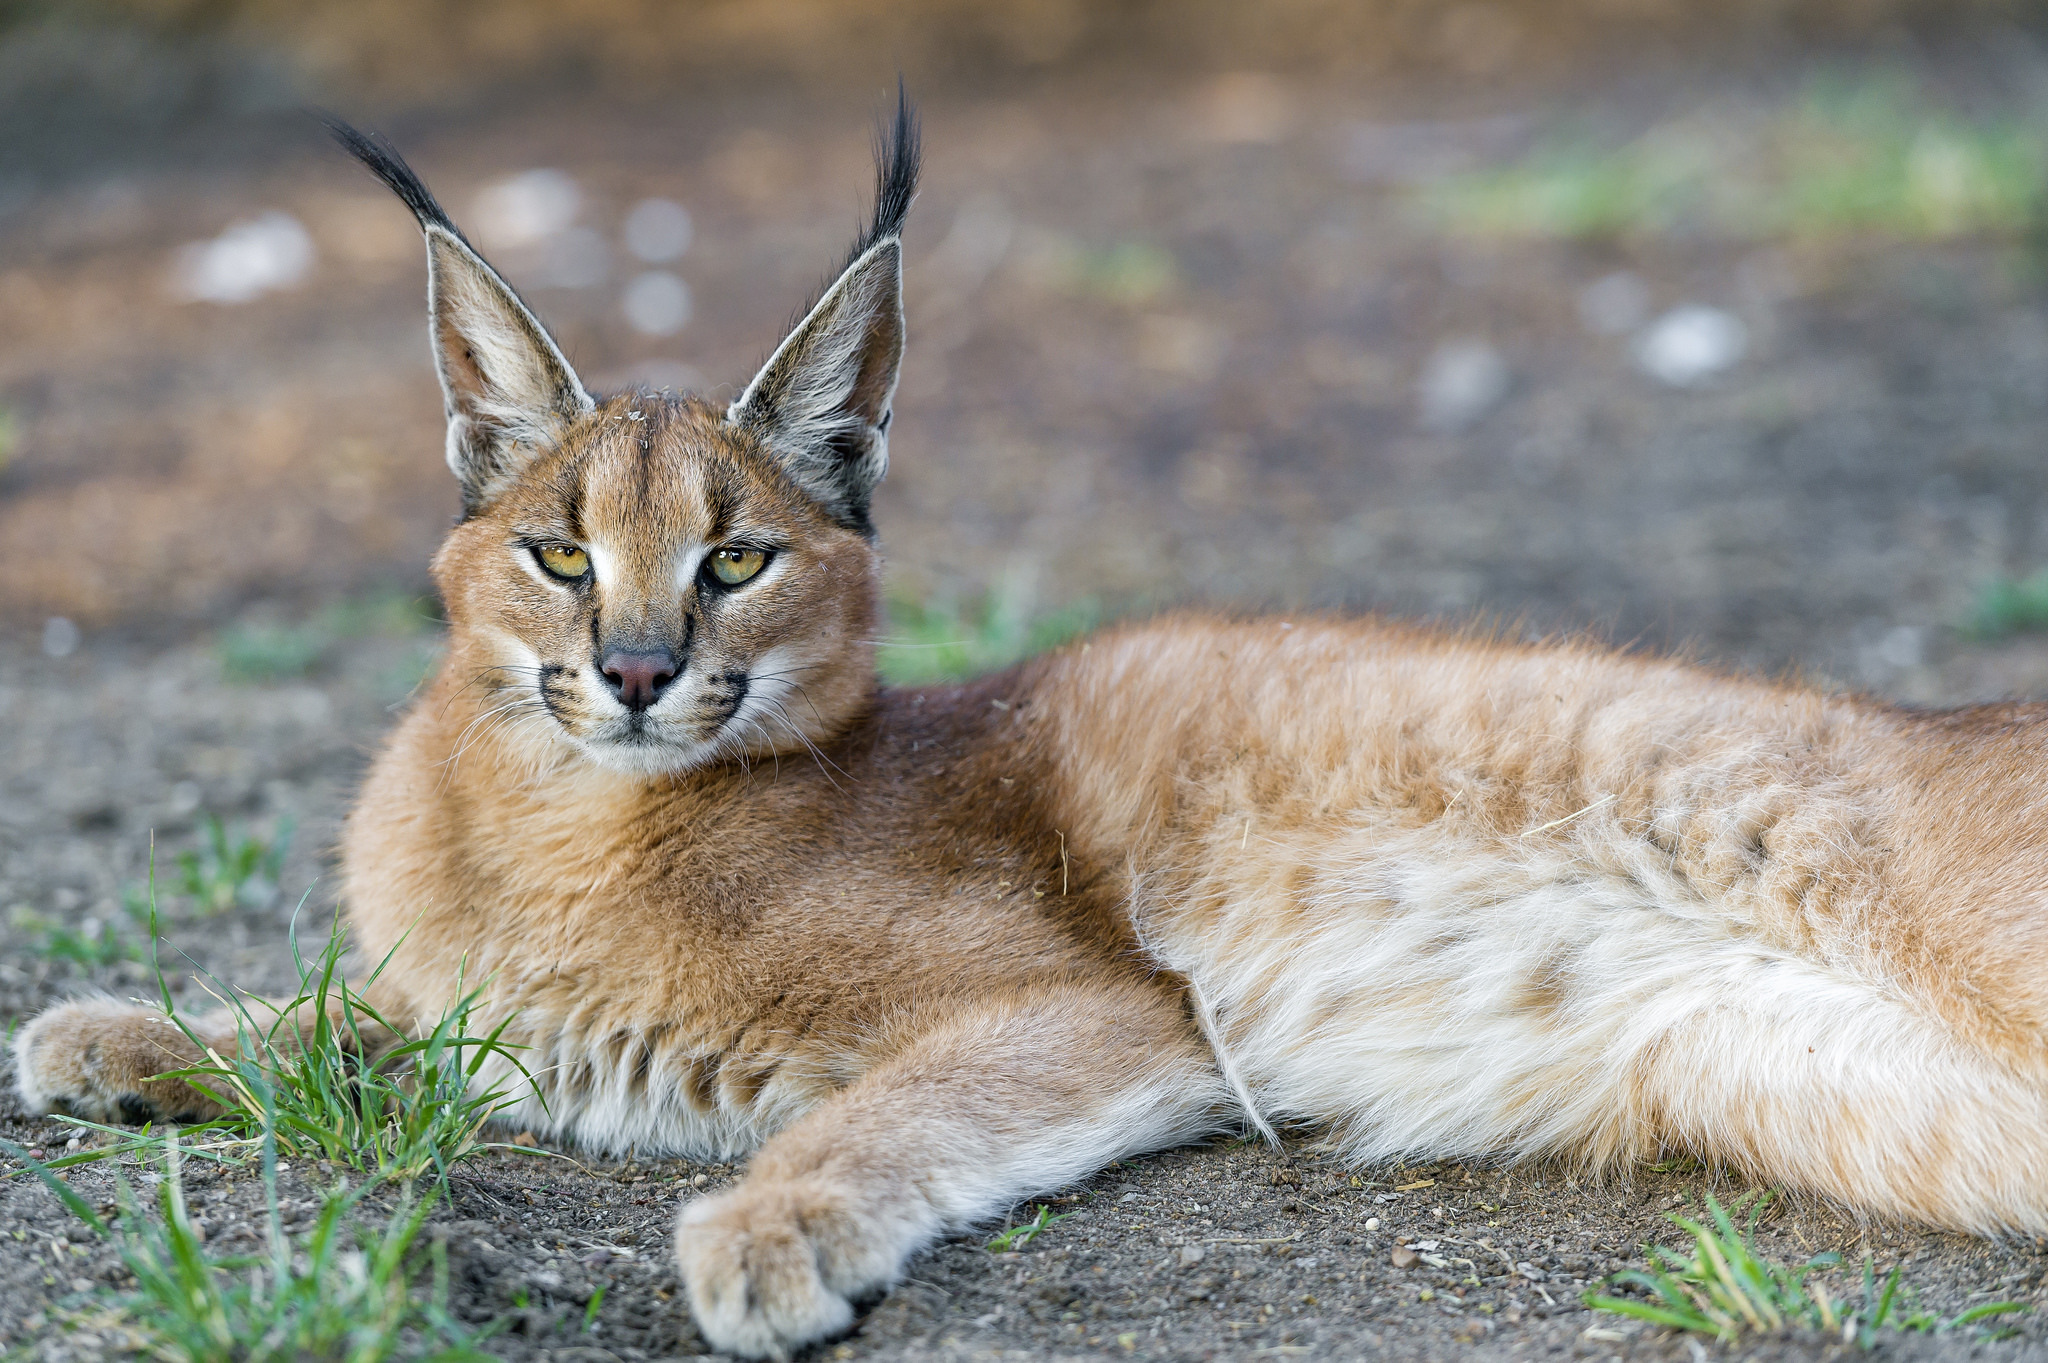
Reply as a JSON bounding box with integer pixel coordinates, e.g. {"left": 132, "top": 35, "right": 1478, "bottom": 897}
{"left": 1055, "top": 626, "right": 2048, "bottom": 1235}
{"left": 19, "top": 102, "right": 2048, "bottom": 1361}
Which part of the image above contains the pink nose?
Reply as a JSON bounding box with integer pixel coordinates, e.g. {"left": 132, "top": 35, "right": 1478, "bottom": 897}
{"left": 601, "top": 651, "right": 677, "bottom": 711}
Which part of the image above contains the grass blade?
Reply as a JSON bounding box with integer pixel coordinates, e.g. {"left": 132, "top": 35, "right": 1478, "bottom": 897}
{"left": 1949, "top": 1301, "right": 2031, "bottom": 1327}
{"left": 0, "top": 1136, "right": 108, "bottom": 1234}
{"left": 1587, "top": 1188, "right": 2006, "bottom": 1348}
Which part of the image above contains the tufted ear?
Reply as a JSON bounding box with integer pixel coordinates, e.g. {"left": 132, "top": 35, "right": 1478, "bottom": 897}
{"left": 327, "top": 119, "right": 593, "bottom": 516}
{"left": 727, "top": 89, "right": 919, "bottom": 536}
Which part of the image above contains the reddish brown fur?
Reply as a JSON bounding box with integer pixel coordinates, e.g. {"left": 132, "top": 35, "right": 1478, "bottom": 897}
{"left": 25, "top": 114, "right": 2048, "bottom": 1359}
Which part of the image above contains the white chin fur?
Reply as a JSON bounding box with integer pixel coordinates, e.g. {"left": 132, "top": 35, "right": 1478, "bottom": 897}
{"left": 566, "top": 723, "right": 732, "bottom": 776}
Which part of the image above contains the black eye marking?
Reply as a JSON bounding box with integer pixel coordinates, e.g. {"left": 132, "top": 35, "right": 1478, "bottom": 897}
{"left": 537, "top": 662, "right": 570, "bottom": 718}
{"left": 699, "top": 669, "right": 750, "bottom": 721}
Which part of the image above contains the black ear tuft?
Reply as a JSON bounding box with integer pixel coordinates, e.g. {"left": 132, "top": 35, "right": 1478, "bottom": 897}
{"left": 726, "top": 85, "right": 918, "bottom": 535}
{"left": 843, "top": 81, "right": 920, "bottom": 270}
{"left": 320, "top": 114, "right": 468, "bottom": 245}
{"left": 319, "top": 111, "right": 593, "bottom": 515}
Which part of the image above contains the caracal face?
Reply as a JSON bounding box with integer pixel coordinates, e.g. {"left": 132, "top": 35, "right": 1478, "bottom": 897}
{"left": 439, "top": 399, "right": 881, "bottom": 777}
{"left": 320, "top": 107, "right": 909, "bottom": 781}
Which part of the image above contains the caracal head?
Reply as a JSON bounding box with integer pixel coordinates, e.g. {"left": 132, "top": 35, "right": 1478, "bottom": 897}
{"left": 328, "top": 99, "right": 918, "bottom": 777}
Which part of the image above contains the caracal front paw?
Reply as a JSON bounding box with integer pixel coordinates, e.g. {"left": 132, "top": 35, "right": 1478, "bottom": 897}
{"left": 10, "top": 999, "right": 218, "bottom": 1124}
{"left": 674, "top": 1177, "right": 901, "bottom": 1359}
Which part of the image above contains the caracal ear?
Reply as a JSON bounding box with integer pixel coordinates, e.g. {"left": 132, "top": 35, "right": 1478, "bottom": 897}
{"left": 326, "top": 118, "right": 594, "bottom": 517}
{"left": 728, "top": 88, "right": 919, "bottom": 536}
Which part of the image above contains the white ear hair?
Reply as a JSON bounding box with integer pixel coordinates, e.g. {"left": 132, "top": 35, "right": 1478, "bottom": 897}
{"left": 727, "top": 238, "right": 903, "bottom": 532}
{"left": 327, "top": 119, "right": 592, "bottom": 516}
{"left": 423, "top": 226, "right": 594, "bottom": 513}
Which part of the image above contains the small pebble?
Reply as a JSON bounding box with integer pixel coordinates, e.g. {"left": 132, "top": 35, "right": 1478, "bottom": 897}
{"left": 171, "top": 212, "right": 315, "bottom": 304}
{"left": 1364, "top": 1216, "right": 1381, "bottom": 1231}
{"left": 1390, "top": 1245, "right": 1419, "bottom": 1268}
{"left": 65, "top": 1138, "right": 81, "bottom": 1151}
{"left": 1635, "top": 305, "right": 1747, "bottom": 386}
{"left": 1178, "top": 1245, "right": 1205, "bottom": 1267}
{"left": 623, "top": 198, "right": 693, "bottom": 264}
{"left": 1418, "top": 339, "right": 1511, "bottom": 432}
{"left": 692, "top": 1173, "right": 710, "bottom": 1187}
{"left": 42, "top": 617, "right": 81, "bottom": 658}
{"left": 622, "top": 271, "right": 691, "bottom": 337}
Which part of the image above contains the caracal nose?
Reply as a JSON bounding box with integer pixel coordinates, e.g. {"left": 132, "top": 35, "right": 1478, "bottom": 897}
{"left": 601, "top": 650, "right": 678, "bottom": 711}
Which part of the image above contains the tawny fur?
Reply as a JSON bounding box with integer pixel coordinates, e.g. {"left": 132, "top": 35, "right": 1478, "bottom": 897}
{"left": 20, "top": 104, "right": 2048, "bottom": 1360}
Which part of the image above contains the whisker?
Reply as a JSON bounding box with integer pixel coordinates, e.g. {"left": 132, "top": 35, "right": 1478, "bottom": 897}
{"left": 766, "top": 692, "right": 853, "bottom": 782}
{"left": 757, "top": 695, "right": 846, "bottom": 792}
{"left": 437, "top": 693, "right": 549, "bottom": 787}
{"left": 437, "top": 664, "right": 546, "bottom": 719}
{"left": 445, "top": 706, "right": 545, "bottom": 777}
{"left": 444, "top": 693, "right": 540, "bottom": 754}
{"left": 772, "top": 678, "right": 832, "bottom": 732}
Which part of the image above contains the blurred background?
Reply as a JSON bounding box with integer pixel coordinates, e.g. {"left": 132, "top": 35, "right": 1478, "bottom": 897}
{"left": 18, "top": 2, "right": 2048, "bottom": 986}
{"left": 11, "top": 0, "right": 2048, "bottom": 686}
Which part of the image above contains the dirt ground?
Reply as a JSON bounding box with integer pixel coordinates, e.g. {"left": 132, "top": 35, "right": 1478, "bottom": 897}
{"left": 18, "top": 9, "right": 2048, "bottom": 1361}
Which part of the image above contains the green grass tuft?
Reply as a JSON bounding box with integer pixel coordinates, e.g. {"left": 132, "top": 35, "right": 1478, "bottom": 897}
{"left": 1967, "top": 570, "right": 2048, "bottom": 638}
{"left": 173, "top": 815, "right": 293, "bottom": 916}
{"left": 34, "top": 895, "right": 537, "bottom": 1185}
{"left": 151, "top": 912, "right": 535, "bottom": 1182}
{"left": 877, "top": 586, "right": 1100, "bottom": 685}
{"left": 218, "top": 591, "right": 438, "bottom": 683}
{"left": 1073, "top": 241, "right": 1178, "bottom": 305}
{"left": 17, "top": 821, "right": 291, "bottom": 969}
{"left": 1026, "top": 235, "right": 1179, "bottom": 305}
{"left": 1425, "top": 72, "right": 2048, "bottom": 242}
{"left": 2, "top": 882, "right": 529, "bottom": 1356}
{"left": 13, "top": 903, "right": 146, "bottom": 967}
{"left": 4, "top": 1129, "right": 497, "bottom": 1361}
{"left": 1586, "top": 1191, "right": 2028, "bottom": 1346}
{"left": 987, "top": 1203, "right": 1071, "bottom": 1252}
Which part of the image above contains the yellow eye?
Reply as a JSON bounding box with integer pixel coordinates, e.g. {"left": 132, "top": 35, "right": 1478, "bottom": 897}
{"left": 709, "top": 546, "right": 767, "bottom": 586}
{"left": 537, "top": 544, "right": 589, "bottom": 580}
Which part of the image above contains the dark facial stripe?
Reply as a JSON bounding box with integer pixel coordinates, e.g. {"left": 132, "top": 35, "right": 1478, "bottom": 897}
{"left": 564, "top": 480, "right": 587, "bottom": 543}
{"left": 705, "top": 462, "right": 746, "bottom": 546}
